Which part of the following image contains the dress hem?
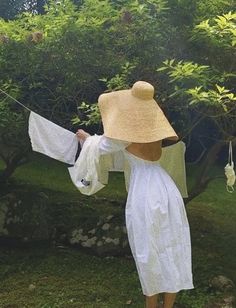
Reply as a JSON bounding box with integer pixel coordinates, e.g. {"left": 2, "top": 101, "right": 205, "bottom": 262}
{"left": 143, "top": 285, "right": 194, "bottom": 296}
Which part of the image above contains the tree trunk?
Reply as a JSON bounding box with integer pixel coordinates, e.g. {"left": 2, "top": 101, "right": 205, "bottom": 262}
{"left": 0, "top": 163, "right": 18, "bottom": 185}
{"left": 0, "top": 152, "right": 30, "bottom": 185}
{"left": 185, "top": 137, "right": 236, "bottom": 204}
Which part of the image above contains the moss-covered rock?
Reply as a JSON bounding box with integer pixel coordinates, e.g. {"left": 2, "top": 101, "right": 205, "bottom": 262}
{"left": 0, "top": 189, "right": 131, "bottom": 256}
{"left": 0, "top": 191, "right": 50, "bottom": 241}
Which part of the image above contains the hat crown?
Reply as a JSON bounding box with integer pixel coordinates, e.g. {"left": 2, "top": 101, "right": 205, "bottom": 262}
{"left": 131, "top": 81, "right": 154, "bottom": 100}
{"left": 98, "top": 80, "right": 178, "bottom": 142}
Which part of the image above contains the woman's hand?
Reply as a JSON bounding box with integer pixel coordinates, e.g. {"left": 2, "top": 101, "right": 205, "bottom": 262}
{"left": 76, "top": 129, "right": 91, "bottom": 142}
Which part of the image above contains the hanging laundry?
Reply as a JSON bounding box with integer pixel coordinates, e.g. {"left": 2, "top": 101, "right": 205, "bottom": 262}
{"left": 159, "top": 141, "right": 188, "bottom": 198}
{"left": 69, "top": 135, "right": 189, "bottom": 198}
{"left": 109, "top": 151, "right": 125, "bottom": 171}
{"left": 225, "top": 141, "right": 235, "bottom": 193}
{"left": 28, "top": 111, "right": 78, "bottom": 165}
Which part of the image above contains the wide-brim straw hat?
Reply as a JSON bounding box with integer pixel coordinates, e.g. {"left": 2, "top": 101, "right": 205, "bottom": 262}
{"left": 98, "top": 81, "right": 178, "bottom": 143}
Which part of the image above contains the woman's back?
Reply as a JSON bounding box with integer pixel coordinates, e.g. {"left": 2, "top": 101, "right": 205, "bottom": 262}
{"left": 126, "top": 141, "right": 162, "bottom": 162}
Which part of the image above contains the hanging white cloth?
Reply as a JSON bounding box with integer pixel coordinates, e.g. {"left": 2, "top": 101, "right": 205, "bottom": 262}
{"left": 225, "top": 141, "right": 235, "bottom": 193}
{"left": 28, "top": 111, "right": 78, "bottom": 165}
{"left": 110, "top": 151, "right": 126, "bottom": 171}
{"left": 159, "top": 141, "right": 188, "bottom": 198}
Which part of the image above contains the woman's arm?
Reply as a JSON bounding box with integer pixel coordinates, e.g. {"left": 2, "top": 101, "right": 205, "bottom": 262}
{"left": 76, "top": 129, "right": 91, "bottom": 147}
{"left": 76, "top": 129, "right": 130, "bottom": 154}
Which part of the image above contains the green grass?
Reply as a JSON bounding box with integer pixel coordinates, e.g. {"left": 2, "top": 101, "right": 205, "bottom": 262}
{"left": 0, "top": 246, "right": 143, "bottom": 308}
{"left": 0, "top": 155, "right": 236, "bottom": 307}
{"left": 188, "top": 178, "right": 236, "bottom": 287}
{"left": 3, "top": 153, "right": 127, "bottom": 202}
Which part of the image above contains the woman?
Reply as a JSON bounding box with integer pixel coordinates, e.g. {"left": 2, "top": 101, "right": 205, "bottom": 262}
{"left": 76, "top": 81, "right": 194, "bottom": 308}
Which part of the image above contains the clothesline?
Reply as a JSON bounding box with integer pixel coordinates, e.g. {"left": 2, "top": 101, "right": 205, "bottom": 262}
{"left": 0, "top": 88, "right": 79, "bottom": 165}
{"left": 0, "top": 88, "right": 32, "bottom": 112}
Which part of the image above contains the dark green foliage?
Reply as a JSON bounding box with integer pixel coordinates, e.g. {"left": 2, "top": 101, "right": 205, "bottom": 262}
{"left": 0, "top": 0, "right": 179, "bottom": 183}
{"left": 0, "top": 0, "right": 235, "bottom": 198}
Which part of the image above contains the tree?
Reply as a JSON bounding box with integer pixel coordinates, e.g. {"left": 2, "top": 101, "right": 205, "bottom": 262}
{"left": 0, "top": 0, "right": 175, "bottom": 184}
{"left": 0, "top": 0, "right": 235, "bottom": 200}
{"left": 156, "top": 12, "right": 236, "bottom": 202}
{"left": 0, "top": 84, "right": 30, "bottom": 184}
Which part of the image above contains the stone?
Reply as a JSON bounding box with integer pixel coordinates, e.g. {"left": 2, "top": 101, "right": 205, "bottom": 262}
{"left": 82, "top": 237, "right": 97, "bottom": 247}
{"left": 223, "top": 296, "right": 235, "bottom": 305}
{"left": 105, "top": 237, "right": 113, "bottom": 243}
{"left": 88, "top": 228, "right": 96, "bottom": 234}
{"left": 207, "top": 296, "right": 235, "bottom": 308}
{"left": 0, "top": 191, "right": 50, "bottom": 240}
{"left": 90, "top": 236, "right": 97, "bottom": 243}
{"left": 1, "top": 190, "right": 131, "bottom": 257}
{"left": 81, "top": 241, "right": 92, "bottom": 247}
{"left": 81, "top": 235, "right": 88, "bottom": 241}
{"left": 209, "top": 275, "right": 235, "bottom": 291}
{"left": 70, "top": 229, "right": 85, "bottom": 243}
{"left": 113, "top": 238, "right": 120, "bottom": 245}
{"left": 106, "top": 215, "right": 114, "bottom": 221}
{"left": 102, "top": 223, "right": 110, "bottom": 231}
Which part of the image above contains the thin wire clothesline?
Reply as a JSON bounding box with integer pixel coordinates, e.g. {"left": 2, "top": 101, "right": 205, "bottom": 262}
{"left": 0, "top": 88, "right": 77, "bottom": 131}
{"left": 0, "top": 88, "right": 32, "bottom": 112}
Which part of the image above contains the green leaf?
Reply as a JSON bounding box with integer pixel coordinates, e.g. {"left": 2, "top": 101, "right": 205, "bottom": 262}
{"left": 216, "top": 84, "right": 225, "bottom": 94}
{"left": 156, "top": 67, "right": 168, "bottom": 72}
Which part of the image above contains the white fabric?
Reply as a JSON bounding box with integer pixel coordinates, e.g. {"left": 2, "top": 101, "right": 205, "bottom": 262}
{"left": 98, "top": 136, "right": 194, "bottom": 295}
{"left": 159, "top": 141, "right": 188, "bottom": 198}
{"left": 69, "top": 135, "right": 189, "bottom": 198}
{"left": 98, "top": 138, "right": 188, "bottom": 198}
{"left": 28, "top": 111, "right": 78, "bottom": 165}
{"left": 68, "top": 135, "right": 105, "bottom": 195}
{"left": 225, "top": 141, "right": 235, "bottom": 193}
{"left": 109, "top": 151, "right": 126, "bottom": 171}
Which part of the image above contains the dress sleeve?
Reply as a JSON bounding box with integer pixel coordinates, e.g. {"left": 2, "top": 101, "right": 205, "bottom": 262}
{"left": 98, "top": 135, "right": 130, "bottom": 155}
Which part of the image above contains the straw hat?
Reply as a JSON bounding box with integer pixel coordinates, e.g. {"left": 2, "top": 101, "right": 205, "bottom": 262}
{"left": 98, "top": 81, "right": 178, "bottom": 143}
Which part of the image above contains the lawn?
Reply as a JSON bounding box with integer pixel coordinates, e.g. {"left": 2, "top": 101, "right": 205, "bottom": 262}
{"left": 0, "top": 155, "right": 235, "bottom": 307}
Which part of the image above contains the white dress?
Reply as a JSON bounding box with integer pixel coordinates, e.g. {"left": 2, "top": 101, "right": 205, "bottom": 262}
{"left": 99, "top": 136, "right": 194, "bottom": 296}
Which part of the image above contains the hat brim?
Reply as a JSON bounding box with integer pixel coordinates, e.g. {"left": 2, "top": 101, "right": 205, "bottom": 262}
{"left": 98, "top": 89, "right": 178, "bottom": 143}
